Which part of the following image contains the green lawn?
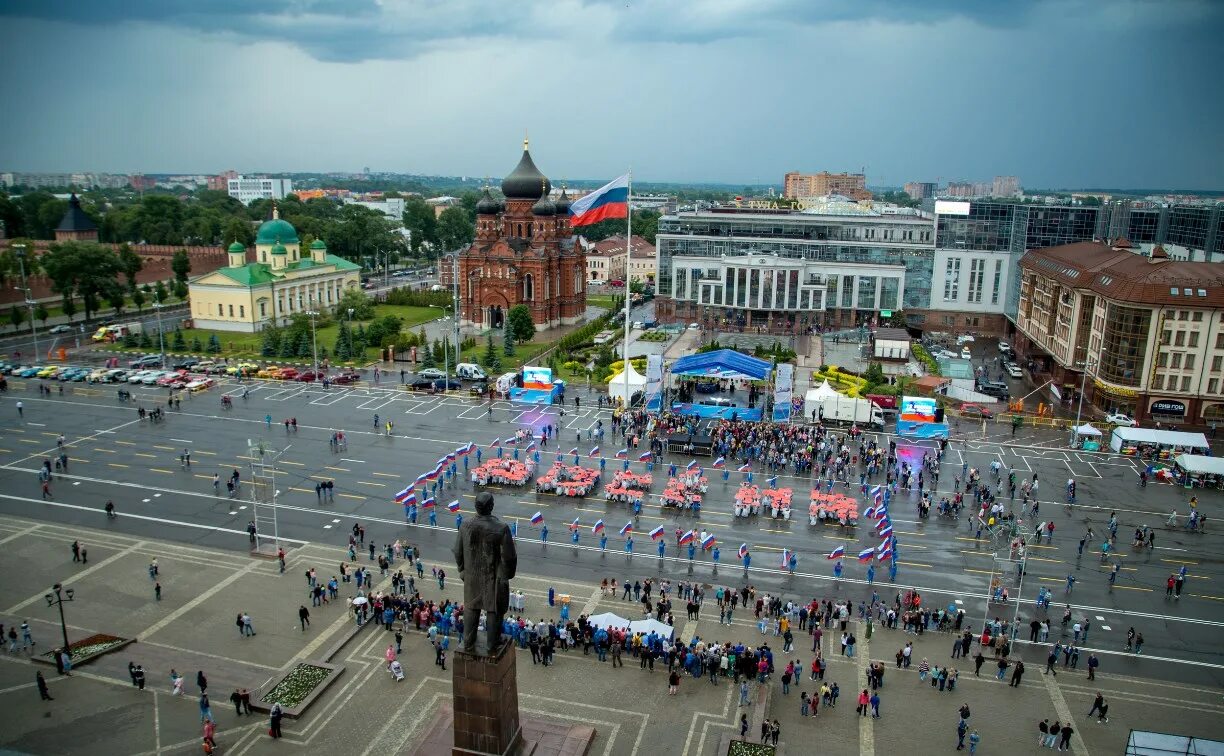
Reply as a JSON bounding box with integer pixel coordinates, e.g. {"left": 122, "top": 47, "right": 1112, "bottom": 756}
{"left": 458, "top": 339, "right": 553, "bottom": 372}
{"left": 586, "top": 294, "right": 617, "bottom": 309}
{"left": 97, "top": 304, "right": 440, "bottom": 364}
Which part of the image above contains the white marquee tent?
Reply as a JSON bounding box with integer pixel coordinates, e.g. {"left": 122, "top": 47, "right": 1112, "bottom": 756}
{"left": 608, "top": 361, "right": 647, "bottom": 404}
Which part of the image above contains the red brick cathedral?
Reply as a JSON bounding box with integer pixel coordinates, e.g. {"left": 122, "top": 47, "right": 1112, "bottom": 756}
{"left": 458, "top": 140, "right": 587, "bottom": 331}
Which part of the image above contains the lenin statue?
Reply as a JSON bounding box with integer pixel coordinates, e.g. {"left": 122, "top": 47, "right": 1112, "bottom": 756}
{"left": 453, "top": 491, "right": 518, "bottom": 654}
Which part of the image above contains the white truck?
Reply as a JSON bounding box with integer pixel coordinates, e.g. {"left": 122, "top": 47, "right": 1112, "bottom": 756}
{"left": 804, "top": 395, "right": 885, "bottom": 429}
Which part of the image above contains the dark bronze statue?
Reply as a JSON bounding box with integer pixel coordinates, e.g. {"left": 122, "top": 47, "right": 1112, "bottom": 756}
{"left": 452, "top": 491, "right": 518, "bottom": 654}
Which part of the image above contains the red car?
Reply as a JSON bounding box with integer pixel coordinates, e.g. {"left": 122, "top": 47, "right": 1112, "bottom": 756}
{"left": 960, "top": 403, "right": 994, "bottom": 418}
{"left": 277, "top": 368, "right": 300, "bottom": 380}
{"left": 330, "top": 371, "right": 361, "bottom": 384}
{"left": 295, "top": 370, "right": 324, "bottom": 382}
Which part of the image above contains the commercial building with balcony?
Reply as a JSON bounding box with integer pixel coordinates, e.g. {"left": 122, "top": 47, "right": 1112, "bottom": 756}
{"left": 654, "top": 202, "right": 934, "bottom": 333}
{"left": 1014, "top": 241, "right": 1224, "bottom": 425}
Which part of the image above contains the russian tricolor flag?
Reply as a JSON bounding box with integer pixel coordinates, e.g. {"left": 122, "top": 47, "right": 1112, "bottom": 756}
{"left": 738, "top": 543, "right": 750, "bottom": 559}
{"left": 781, "top": 548, "right": 792, "bottom": 567}
{"left": 878, "top": 524, "right": 894, "bottom": 539}
{"left": 678, "top": 530, "right": 695, "bottom": 546}
{"left": 446, "top": 500, "right": 461, "bottom": 513}
{"left": 826, "top": 546, "right": 845, "bottom": 560}
{"left": 858, "top": 547, "right": 876, "bottom": 562}
{"left": 394, "top": 487, "right": 413, "bottom": 504}
{"left": 701, "top": 533, "right": 716, "bottom": 550}
{"left": 639, "top": 452, "right": 653, "bottom": 462}
{"left": 738, "top": 463, "right": 751, "bottom": 473}
{"left": 569, "top": 518, "right": 580, "bottom": 531}
{"left": 649, "top": 525, "right": 665, "bottom": 540}
{"left": 589, "top": 446, "right": 600, "bottom": 458}
{"left": 530, "top": 511, "right": 544, "bottom": 525}
{"left": 489, "top": 438, "right": 501, "bottom": 448}
{"left": 569, "top": 174, "right": 629, "bottom": 227}
{"left": 615, "top": 449, "right": 628, "bottom": 459}
{"left": 869, "top": 485, "right": 882, "bottom": 499}
{"left": 414, "top": 473, "right": 429, "bottom": 486}
{"left": 686, "top": 460, "right": 697, "bottom": 471}
{"left": 526, "top": 441, "right": 538, "bottom": 452}
{"left": 713, "top": 456, "right": 725, "bottom": 468}
{"left": 592, "top": 519, "right": 605, "bottom": 534}
{"left": 422, "top": 497, "right": 436, "bottom": 508}
{"left": 568, "top": 447, "right": 579, "bottom": 456}
{"left": 863, "top": 505, "right": 877, "bottom": 519}
{"left": 504, "top": 436, "right": 516, "bottom": 446}
{"left": 767, "top": 475, "right": 778, "bottom": 486}
{"left": 445, "top": 451, "right": 457, "bottom": 462}
{"left": 404, "top": 492, "right": 417, "bottom": 505}
{"left": 619, "top": 521, "right": 633, "bottom": 536}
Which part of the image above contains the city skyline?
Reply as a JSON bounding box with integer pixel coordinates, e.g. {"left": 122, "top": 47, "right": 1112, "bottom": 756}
{"left": 0, "top": 1, "right": 1221, "bottom": 190}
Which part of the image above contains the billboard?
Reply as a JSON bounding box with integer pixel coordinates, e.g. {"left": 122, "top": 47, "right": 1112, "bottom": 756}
{"left": 900, "top": 396, "right": 937, "bottom": 423}
{"left": 522, "top": 366, "right": 553, "bottom": 391}
{"left": 772, "top": 363, "right": 794, "bottom": 422}
{"left": 645, "top": 354, "right": 663, "bottom": 405}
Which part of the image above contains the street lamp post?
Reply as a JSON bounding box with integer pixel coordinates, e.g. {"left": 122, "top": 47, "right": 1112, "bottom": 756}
{"left": 13, "top": 244, "right": 41, "bottom": 360}
{"left": 1073, "top": 358, "right": 1097, "bottom": 445}
{"left": 44, "top": 582, "right": 75, "bottom": 656}
{"left": 305, "top": 300, "right": 320, "bottom": 378}
{"left": 428, "top": 303, "right": 453, "bottom": 391}
{"left": 152, "top": 292, "right": 167, "bottom": 368}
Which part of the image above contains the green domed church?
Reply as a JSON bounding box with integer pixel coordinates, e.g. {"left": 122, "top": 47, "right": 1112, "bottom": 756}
{"left": 187, "top": 205, "right": 361, "bottom": 332}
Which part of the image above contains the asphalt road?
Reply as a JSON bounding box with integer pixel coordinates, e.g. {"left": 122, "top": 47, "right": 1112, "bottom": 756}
{"left": 0, "top": 374, "right": 1220, "bottom": 687}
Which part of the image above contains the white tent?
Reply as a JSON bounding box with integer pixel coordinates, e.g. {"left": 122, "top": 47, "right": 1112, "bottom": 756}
{"left": 587, "top": 612, "right": 631, "bottom": 631}
{"left": 1073, "top": 424, "right": 1102, "bottom": 437}
{"left": 805, "top": 380, "right": 842, "bottom": 401}
{"left": 629, "top": 617, "right": 675, "bottom": 639}
{"left": 608, "top": 361, "right": 647, "bottom": 404}
{"left": 1174, "top": 454, "right": 1224, "bottom": 476}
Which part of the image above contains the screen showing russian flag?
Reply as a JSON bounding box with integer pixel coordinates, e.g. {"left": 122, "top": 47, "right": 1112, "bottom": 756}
{"left": 523, "top": 366, "right": 553, "bottom": 391}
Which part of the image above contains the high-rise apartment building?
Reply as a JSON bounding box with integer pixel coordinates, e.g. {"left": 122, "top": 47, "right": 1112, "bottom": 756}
{"left": 992, "top": 176, "right": 1021, "bottom": 197}
{"left": 904, "top": 182, "right": 938, "bottom": 200}
{"left": 783, "top": 171, "right": 870, "bottom": 201}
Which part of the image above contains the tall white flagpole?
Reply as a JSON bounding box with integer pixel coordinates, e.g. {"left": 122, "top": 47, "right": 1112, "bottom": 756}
{"left": 623, "top": 169, "right": 632, "bottom": 406}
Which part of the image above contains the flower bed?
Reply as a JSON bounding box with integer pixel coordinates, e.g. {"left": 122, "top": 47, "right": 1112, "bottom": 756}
{"left": 727, "top": 741, "right": 776, "bottom": 756}
{"left": 37, "top": 633, "right": 133, "bottom": 666}
{"left": 261, "top": 663, "right": 332, "bottom": 708}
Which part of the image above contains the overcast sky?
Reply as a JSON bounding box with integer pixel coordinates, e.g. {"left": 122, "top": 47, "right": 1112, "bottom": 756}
{"left": 0, "top": 0, "right": 1220, "bottom": 190}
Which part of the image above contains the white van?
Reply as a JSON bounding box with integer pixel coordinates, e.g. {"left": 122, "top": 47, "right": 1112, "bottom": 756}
{"left": 495, "top": 371, "right": 519, "bottom": 396}
{"left": 456, "top": 363, "right": 487, "bottom": 381}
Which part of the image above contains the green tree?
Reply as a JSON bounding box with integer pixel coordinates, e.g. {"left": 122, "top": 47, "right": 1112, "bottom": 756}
{"left": 353, "top": 324, "right": 368, "bottom": 356}
{"left": 222, "top": 217, "right": 255, "bottom": 248}
{"left": 421, "top": 338, "right": 437, "bottom": 368}
{"left": 261, "top": 328, "right": 280, "bottom": 358}
{"left": 34, "top": 302, "right": 49, "bottom": 326}
{"left": 333, "top": 320, "right": 352, "bottom": 360}
{"left": 107, "top": 288, "right": 126, "bottom": 316}
{"left": 122, "top": 331, "right": 138, "bottom": 348}
{"left": 118, "top": 244, "right": 143, "bottom": 291}
{"left": 61, "top": 296, "right": 77, "bottom": 322}
{"left": 401, "top": 197, "right": 438, "bottom": 256}
{"left": 153, "top": 280, "right": 168, "bottom": 305}
{"left": 507, "top": 304, "right": 535, "bottom": 343}
{"left": 138, "top": 330, "right": 153, "bottom": 349}
{"left": 297, "top": 330, "right": 314, "bottom": 359}
{"left": 38, "top": 241, "right": 126, "bottom": 321}
{"left": 172, "top": 328, "right": 187, "bottom": 351}
{"left": 8, "top": 306, "right": 25, "bottom": 331}
{"left": 172, "top": 280, "right": 189, "bottom": 302}
{"left": 863, "top": 362, "right": 885, "bottom": 387}
{"left": 191, "top": 336, "right": 203, "bottom": 352}
{"left": 337, "top": 288, "right": 375, "bottom": 320}
{"left": 207, "top": 334, "right": 222, "bottom": 354}
{"left": 436, "top": 206, "right": 475, "bottom": 253}
{"left": 171, "top": 249, "right": 192, "bottom": 283}
{"left": 482, "top": 334, "right": 499, "bottom": 371}
{"left": 503, "top": 321, "right": 516, "bottom": 357}
{"left": 131, "top": 289, "right": 146, "bottom": 313}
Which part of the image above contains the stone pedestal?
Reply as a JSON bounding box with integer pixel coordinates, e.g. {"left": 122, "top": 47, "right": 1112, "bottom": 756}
{"left": 452, "top": 640, "right": 525, "bottom": 756}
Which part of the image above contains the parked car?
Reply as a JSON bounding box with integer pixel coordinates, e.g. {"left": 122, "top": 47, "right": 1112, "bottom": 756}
{"left": 406, "top": 378, "right": 435, "bottom": 391}
{"left": 432, "top": 378, "right": 462, "bottom": 391}
{"left": 37, "top": 366, "right": 60, "bottom": 378}
{"left": 688, "top": 323, "right": 701, "bottom": 330}
{"left": 960, "top": 403, "right": 994, "bottom": 418}
{"left": 997, "top": 341, "right": 1011, "bottom": 353}
{"left": 1105, "top": 413, "right": 1136, "bottom": 427}
{"left": 19, "top": 366, "right": 43, "bottom": 378}
{"left": 276, "top": 368, "right": 300, "bottom": 380}
{"left": 469, "top": 381, "right": 489, "bottom": 397}
{"left": 960, "top": 347, "right": 972, "bottom": 360}
{"left": 173, "top": 358, "right": 199, "bottom": 370}
{"left": 106, "top": 369, "right": 128, "bottom": 382}
{"left": 1004, "top": 362, "right": 1023, "bottom": 378}
{"left": 48, "top": 325, "right": 73, "bottom": 334}
{"left": 68, "top": 368, "right": 90, "bottom": 381}
{"left": 226, "top": 362, "right": 258, "bottom": 376}
{"left": 956, "top": 335, "right": 975, "bottom": 345}
{"left": 330, "top": 371, "right": 361, "bottom": 384}
{"left": 417, "top": 368, "right": 446, "bottom": 380}
{"left": 295, "top": 370, "right": 324, "bottom": 382}
{"left": 185, "top": 377, "right": 216, "bottom": 392}
{"left": 156, "top": 371, "right": 187, "bottom": 386}
{"left": 256, "top": 366, "right": 282, "bottom": 379}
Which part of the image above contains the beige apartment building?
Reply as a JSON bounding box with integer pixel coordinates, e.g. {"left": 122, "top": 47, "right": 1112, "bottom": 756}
{"left": 1013, "top": 240, "right": 1224, "bottom": 424}
{"left": 783, "top": 171, "right": 871, "bottom": 201}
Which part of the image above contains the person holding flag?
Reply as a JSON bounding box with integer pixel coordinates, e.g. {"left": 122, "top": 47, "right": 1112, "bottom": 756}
{"left": 540, "top": 523, "right": 549, "bottom": 544}
{"left": 589, "top": 446, "right": 600, "bottom": 459}
{"left": 788, "top": 551, "right": 798, "bottom": 574}
{"left": 657, "top": 538, "right": 666, "bottom": 558}
{"left": 701, "top": 532, "right": 717, "bottom": 551}
{"left": 767, "top": 475, "right": 778, "bottom": 488}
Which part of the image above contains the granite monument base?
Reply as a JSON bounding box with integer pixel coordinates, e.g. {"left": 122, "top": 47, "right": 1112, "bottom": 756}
{"left": 408, "top": 640, "right": 595, "bottom": 756}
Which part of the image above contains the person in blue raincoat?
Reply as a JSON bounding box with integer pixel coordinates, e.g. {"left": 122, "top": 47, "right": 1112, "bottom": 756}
{"left": 600, "top": 533, "right": 608, "bottom": 551}
{"left": 548, "top": 587, "right": 555, "bottom": 606}
{"left": 475, "top": 447, "right": 483, "bottom": 464}
{"left": 712, "top": 546, "right": 721, "bottom": 565}
{"left": 657, "top": 539, "right": 666, "bottom": 558}
{"left": 428, "top": 507, "right": 437, "bottom": 527}
{"left": 626, "top": 536, "right": 634, "bottom": 554}
{"left": 742, "top": 553, "right": 751, "bottom": 573}
{"left": 866, "top": 564, "right": 876, "bottom": 584}
{"left": 497, "top": 445, "right": 504, "bottom": 459}
{"left": 833, "top": 560, "right": 843, "bottom": 580}
{"left": 599, "top": 457, "right": 606, "bottom": 478}
{"left": 510, "top": 520, "right": 518, "bottom": 538}
{"left": 541, "top": 524, "right": 549, "bottom": 543}
{"left": 455, "top": 512, "right": 463, "bottom": 529}
{"left": 571, "top": 528, "right": 580, "bottom": 545}
{"left": 888, "top": 559, "right": 898, "bottom": 582}
{"left": 688, "top": 542, "right": 697, "bottom": 561}
{"left": 788, "top": 552, "right": 798, "bottom": 574}
{"left": 722, "top": 467, "right": 730, "bottom": 484}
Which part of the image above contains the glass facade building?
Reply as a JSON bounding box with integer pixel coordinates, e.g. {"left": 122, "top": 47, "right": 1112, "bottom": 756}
{"left": 655, "top": 208, "right": 935, "bottom": 328}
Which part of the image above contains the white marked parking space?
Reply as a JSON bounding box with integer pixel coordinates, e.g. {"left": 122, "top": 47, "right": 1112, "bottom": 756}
{"left": 356, "top": 396, "right": 399, "bottom": 412}
{"left": 309, "top": 391, "right": 349, "bottom": 406}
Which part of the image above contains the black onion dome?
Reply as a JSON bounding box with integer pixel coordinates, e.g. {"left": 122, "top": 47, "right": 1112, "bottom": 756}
{"left": 554, "top": 186, "right": 572, "bottom": 214}
{"left": 500, "top": 140, "right": 550, "bottom": 200}
{"left": 476, "top": 187, "right": 501, "bottom": 215}
{"left": 532, "top": 186, "right": 556, "bottom": 216}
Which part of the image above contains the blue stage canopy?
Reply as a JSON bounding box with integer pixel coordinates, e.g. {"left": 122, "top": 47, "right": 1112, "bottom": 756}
{"left": 670, "top": 349, "right": 771, "bottom": 382}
